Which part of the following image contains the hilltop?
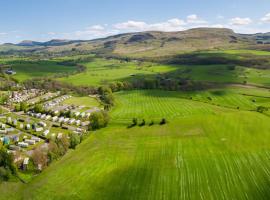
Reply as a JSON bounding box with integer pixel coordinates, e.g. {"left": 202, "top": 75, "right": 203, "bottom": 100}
{"left": 1, "top": 28, "right": 270, "bottom": 58}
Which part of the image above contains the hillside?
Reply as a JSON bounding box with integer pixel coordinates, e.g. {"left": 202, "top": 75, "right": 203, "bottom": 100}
{"left": 1, "top": 28, "right": 269, "bottom": 58}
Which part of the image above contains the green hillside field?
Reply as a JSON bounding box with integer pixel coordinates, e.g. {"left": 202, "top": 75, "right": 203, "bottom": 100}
{"left": 1, "top": 88, "right": 270, "bottom": 200}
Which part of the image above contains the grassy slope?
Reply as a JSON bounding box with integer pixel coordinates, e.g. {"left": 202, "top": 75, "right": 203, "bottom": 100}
{"left": 58, "top": 56, "right": 270, "bottom": 87}
{"left": 2, "top": 89, "right": 270, "bottom": 200}
{"left": 11, "top": 61, "right": 77, "bottom": 82}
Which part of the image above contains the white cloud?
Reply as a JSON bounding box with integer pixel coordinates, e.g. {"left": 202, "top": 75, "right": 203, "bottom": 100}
{"left": 186, "top": 14, "right": 208, "bottom": 24}
{"left": 0, "top": 32, "right": 7, "bottom": 36}
{"left": 261, "top": 13, "right": 270, "bottom": 23}
{"left": 113, "top": 18, "right": 186, "bottom": 32}
{"left": 229, "top": 17, "right": 252, "bottom": 26}
{"left": 114, "top": 21, "right": 147, "bottom": 31}
{"left": 211, "top": 24, "right": 224, "bottom": 28}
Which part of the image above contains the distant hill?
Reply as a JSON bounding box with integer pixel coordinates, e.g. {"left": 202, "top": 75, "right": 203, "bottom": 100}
{"left": 1, "top": 28, "right": 270, "bottom": 57}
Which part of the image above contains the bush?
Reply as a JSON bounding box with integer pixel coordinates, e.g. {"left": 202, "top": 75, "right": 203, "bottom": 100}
{"left": 69, "top": 133, "right": 81, "bottom": 149}
{"left": 149, "top": 120, "right": 154, "bottom": 126}
{"left": 160, "top": 118, "right": 167, "bottom": 125}
{"left": 0, "top": 167, "right": 11, "bottom": 181}
{"left": 139, "top": 119, "right": 146, "bottom": 127}
{"left": 132, "top": 118, "right": 138, "bottom": 126}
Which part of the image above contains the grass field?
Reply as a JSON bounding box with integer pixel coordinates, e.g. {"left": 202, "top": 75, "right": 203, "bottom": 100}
{"left": 6, "top": 60, "right": 77, "bottom": 82}
{"left": 1, "top": 89, "right": 270, "bottom": 200}
{"left": 57, "top": 56, "right": 270, "bottom": 87}
{"left": 63, "top": 96, "right": 101, "bottom": 108}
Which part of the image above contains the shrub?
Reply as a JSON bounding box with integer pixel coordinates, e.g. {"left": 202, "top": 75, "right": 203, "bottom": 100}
{"left": 139, "top": 119, "right": 146, "bottom": 127}
{"left": 160, "top": 118, "right": 167, "bottom": 125}
{"left": 69, "top": 133, "right": 81, "bottom": 149}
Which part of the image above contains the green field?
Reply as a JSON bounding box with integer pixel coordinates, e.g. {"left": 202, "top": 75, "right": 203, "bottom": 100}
{"left": 5, "top": 60, "right": 77, "bottom": 82}
{"left": 63, "top": 96, "right": 101, "bottom": 108}
{"left": 59, "top": 58, "right": 159, "bottom": 86}
{"left": 1, "top": 89, "right": 270, "bottom": 199}
{"left": 57, "top": 56, "right": 270, "bottom": 87}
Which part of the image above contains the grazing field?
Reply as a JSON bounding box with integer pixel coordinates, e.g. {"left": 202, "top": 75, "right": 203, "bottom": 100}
{"left": 63, "top": 96, "right": 101, "bottom": 108}
{"left": 2, "top": 89, "right": 270, "bottom": 200}
{"left": 57, "top": 57, "right": 270, "bottom": 87}
{"left": 8, "top": 60, "right": 77, "bottom": 82}
{"left": 111, "top": 88, "right": 270, "bottom": 124}
{"left": 59, "top": 58, "right": 163, "bottom": 86}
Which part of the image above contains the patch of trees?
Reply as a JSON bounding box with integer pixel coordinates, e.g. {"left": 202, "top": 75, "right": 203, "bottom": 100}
{"left": 88, "top": 111, "right": 110, "bottom": 130}
{"left": 14, "top": 102, "right": 29, "bottom": 112}
{"left": 257, "top": 106, "right": 268, "bottom": 113}
{"left": 98, "top": 86, "right": 115, "bottom": 109}
{"left": 0, "top": 148, "right": 17, "bottom": 181}
{"left": 166, "top": 53, "right": 270, "bottom": 69}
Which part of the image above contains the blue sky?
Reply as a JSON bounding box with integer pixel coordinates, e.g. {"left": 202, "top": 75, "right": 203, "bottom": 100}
{"left": 0, "top": 0, "right": 270, "bottom": 43}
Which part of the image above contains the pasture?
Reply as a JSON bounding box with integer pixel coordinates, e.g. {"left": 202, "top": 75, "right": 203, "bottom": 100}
{"left": 2, "top": 89, "right": 270, "bottom": 199}
{"left": 58, "top": 57, "right": 270, "bottom": 87}
{"left": 63, "top": 96, "right": 101, "bottom": 108}
{"left": 5, "top": 60, "right": 77, "bottom": 82}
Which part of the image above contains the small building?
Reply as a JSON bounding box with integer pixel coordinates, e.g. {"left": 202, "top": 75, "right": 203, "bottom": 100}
{"left": 23, "top": 157, "right": 29, "bottom": 170}
{"left": 24, "top": 139, "right": 35, "bottom": 145}
{"left": 74, "top": 112, "right": 80, "bottom": 117}
{"left": 45, "top": 115, "right": 52, "bottom": 120}
{"left": 3, "top": 137, "right": 10, "bottom": 145}
{"left": 13, "top": 119, "right": 17, "bottom": 126}
{"left": 19, "top": 123, "right": 24, "bottom": 129}
{"left": 58, "top": 117, "right": 64, "bottom": 123}
{"left": 7, "top": 117, "right": 12, "bottom": 124}
{"left": 68, "top": 118, "right": 75, "bottom": 124}
{"left": 43, "top": 130, "right": 50, "bottom": 137}
{"left": 64, "top": 118, "right": 70, "bottom": 123}
{"left": 31, "top": 137, "right": 41, "bottom": 142}
{"left": 52, "top": 116, "right": 58, "bottom": 122}
{"left": 25, "top": 124, "right": 31, "bottom": 130}
{"left": 38, "top": 121, "right": 47, "bottom": 127}
{"left": 40, "top": 114, "right": 46, "bottom": 119}
{"left": 18, "top": 142, "right": 29, "bottom": 148}
{"left": 81, "top": 121, "right": 90, "bottom": 127}
{"left": 57, "top": 133, "right": 63, "bottom": 139}
{"left": 75, "top": 120, "right": 81, "bottom": 126}
{"left": 35, "top": 127, "right": 43, "bottom": 132}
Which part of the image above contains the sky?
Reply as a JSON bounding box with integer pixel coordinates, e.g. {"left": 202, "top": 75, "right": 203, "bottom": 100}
{"left": 0, "top": 0, "right": 270, "bottom": 43}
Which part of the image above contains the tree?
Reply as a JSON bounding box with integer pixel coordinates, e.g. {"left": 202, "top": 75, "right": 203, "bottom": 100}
{"left": 47, "top": 141, "right": 60, "bottom": 163}
{"left": 55, "top": 135, "right": 70, "bottom": 156}
{"left": 33, "top": 104, "right": 44, "bottom": 113}
{"left": 32, "top": 148, "right": 47, "bottom": 171}
{"left": 0, "top": 148, "right": 17, "bottom": 181}
{"left": 69, "top": 133, "right": 81, "bottom": 149}
{"left": 89, "top": 111, "right": 110, "bottom": 130}
{"left": 20, "top": 102, "right": 28, "bottom": 112}
{"left": 257, "top": 106, "right": 268, "bottom": 113}
{"left": 139, "top": 119, "right": 146, "bottom": 126}
{"left": 160, "top": 118, "right": 167, "bottom": 125}
{"left": 132, "top": 118, "right": 138, "bottom": 126}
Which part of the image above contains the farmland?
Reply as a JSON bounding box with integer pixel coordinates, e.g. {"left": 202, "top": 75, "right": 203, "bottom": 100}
{"left": 0, "top": 28, "right": 270, "bottom": 199}
{"left": 1, "top": 89, "right": 269, "bottom": 199}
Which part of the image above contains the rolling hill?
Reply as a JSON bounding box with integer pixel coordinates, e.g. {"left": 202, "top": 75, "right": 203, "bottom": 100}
{"left": 1, "top": 28, "right": 270, "bottom": 58}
